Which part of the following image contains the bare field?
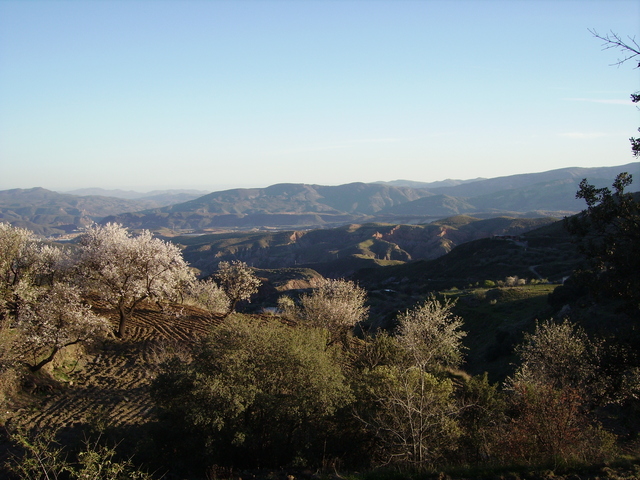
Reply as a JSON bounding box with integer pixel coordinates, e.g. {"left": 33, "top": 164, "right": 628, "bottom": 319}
{"left": 12, "top": 302, "right": 221, "bottom": 432}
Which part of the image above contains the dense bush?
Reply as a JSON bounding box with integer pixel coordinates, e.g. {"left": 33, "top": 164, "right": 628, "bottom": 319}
{"left": 151, "top": 314, "right": 353, "bottom": 469}
{"left": 279, "top": 277, "right": 369, "bottom": 345}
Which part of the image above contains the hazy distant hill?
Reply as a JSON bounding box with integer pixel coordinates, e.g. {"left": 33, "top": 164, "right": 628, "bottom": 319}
{"left": 0, "top": 188, "right": 160, "bottom": 235}
{"left": 379, "top": 194, "right": 477, "bottom": 216}
{"left": 106, "top": 182, "right": 435, "bottom": 230}
{"left": 157, "top": 182, "right": 433, "bottom": 215}
{"left": 106, "top": 163, "right": 638, "bottom": 231}
{"left": 379, "top": 164, "right": 640, "bottom": 217}
{"left": 3, "top": 163, "right": 637, "bottom": 234}
{"left": 377, "top": 178, "right": 485, "bottom": 189}
{"left": 64, "top": 187, "right": 207, "bottom": 204}
{"left": 426, "top": 163, "right": 639, "bottom": 197}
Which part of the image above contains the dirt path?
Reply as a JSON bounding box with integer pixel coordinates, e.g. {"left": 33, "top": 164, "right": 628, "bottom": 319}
{"left": 12, "top": 303, "right": 220, "bottom": 433}
{"left": 528, "top": 264, "right": 544, "bottom": 280}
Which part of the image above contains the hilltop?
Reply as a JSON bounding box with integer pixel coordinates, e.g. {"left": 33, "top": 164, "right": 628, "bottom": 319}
{"left": 104, "top": 162, "right": 640, "bottom": 231}
{"left": 0, "top": 187, "right": 204, "bottom": 235}
{"left": 2, "top": 163, "right": 637, "bottom": 235}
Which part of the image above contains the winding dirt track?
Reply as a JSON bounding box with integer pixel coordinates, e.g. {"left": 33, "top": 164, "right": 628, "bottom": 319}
{"left": 14, "top": 303, "right": 221, "bottom": 432}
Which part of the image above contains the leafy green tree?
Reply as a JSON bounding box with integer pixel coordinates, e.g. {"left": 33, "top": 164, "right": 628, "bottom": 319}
{"left": 152, "top": 315, "right": 353, "bottom": 468}
{"left": 354, "top": 330, "right": 406, "bottom": 370}
{"left": 565, "top": 173, "right": 640, "bottom": 309}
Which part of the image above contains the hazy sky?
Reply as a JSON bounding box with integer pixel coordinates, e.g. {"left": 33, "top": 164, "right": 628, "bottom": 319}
{"left": 1, "top": 0, "right": 639, "bottom": 192}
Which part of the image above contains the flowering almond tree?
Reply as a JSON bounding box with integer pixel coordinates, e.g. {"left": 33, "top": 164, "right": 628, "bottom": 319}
{"left": 19, "top": 283, "right": 110, "bottom": 372}
{"left": 279, "top": 278, "right": 368, "bottom": 345}
{"left": 214, "top": 260, "right": 261, "bottom": 316}
{"left": 78, "top": 223, "right": 194, "bottom": 338}
{"left": 0, "top": 223, "right": 41, "bottom": 321}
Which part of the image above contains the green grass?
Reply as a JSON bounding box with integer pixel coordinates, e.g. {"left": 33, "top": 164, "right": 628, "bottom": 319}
{"left": 448, "top": 284, "right": 556, "bottom": 382}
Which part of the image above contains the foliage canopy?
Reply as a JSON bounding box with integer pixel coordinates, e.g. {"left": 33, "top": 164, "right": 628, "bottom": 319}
{"left": 152, "top": 315, "right": 352, "bottom": 468}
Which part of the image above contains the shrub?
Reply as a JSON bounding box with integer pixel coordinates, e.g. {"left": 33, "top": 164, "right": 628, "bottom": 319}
{"left": 151, "top": 315, "right": 353, "bottom": 468}
{"left": 354, "top": 365, "right": 460, "bottom": 470}
{"left": 280, "top": 278, "right": 369, "bottom": 345}
{"left": 500, "top": 382, "right": 617, "bottom": 467}
{"left": 509, "top": 319, "right": 604, "bottom": 399}
{"left": 457, "top": 373, "right": 507, "bottom": 464}
{"left": 183, "top": 278, "right": 230, "bottom": 314}
{"left": 4, "top": 428, "right": 153, "bottom": 480}
{"left": 395, "top": 295, "right": 467, "bottom": 371}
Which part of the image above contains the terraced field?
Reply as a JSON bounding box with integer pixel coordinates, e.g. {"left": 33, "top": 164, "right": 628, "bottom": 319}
{"left": 12, "top": 302, "right": 221, "bottom": 433}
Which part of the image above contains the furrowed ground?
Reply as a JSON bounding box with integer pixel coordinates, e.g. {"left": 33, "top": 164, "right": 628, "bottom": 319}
{"left": 9, "top": 301, "right": 221, "bottom": 434}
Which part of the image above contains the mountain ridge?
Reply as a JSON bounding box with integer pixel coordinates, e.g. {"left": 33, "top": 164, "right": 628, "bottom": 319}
{"left": 2, "top": 162, "right": 637, "bottom": 234}
{"left": 106, "top": 163, "right": 638, "bottom": 231}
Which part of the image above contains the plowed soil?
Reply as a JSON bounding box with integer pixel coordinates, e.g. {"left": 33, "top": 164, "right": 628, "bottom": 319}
{"left": 11, "top": 302, "right": 221, "bottom": 433}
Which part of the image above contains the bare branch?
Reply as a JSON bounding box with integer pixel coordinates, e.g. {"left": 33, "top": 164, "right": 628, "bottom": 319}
{"left": 589, "top": 29, "right": 640, "bottom": 68}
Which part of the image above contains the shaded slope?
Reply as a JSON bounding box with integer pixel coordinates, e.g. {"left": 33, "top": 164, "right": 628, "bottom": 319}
{"left": 176, "top": 216, "right": 556, "bottom": 278}
{"left": 352, "top": 218, "right": 578, "bottom": 293}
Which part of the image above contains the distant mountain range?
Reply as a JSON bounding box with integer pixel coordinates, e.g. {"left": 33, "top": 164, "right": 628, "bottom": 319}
{"left": 106, "top": 163, "right": 639, "bottom": 231}
{"left": 64, "top": 187, "right": 208, "bottom": 202}
{"left": 0, "top": 187, "right": 205, "bottom": 235}
{"left": 375, "top": 178, "right": 485, "bottom": 189}
{"left": 1, "top": 162, "right": 637, "bottom": 235}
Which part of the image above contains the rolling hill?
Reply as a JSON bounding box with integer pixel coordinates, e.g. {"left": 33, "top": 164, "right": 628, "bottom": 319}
{"left": 2, "top": 162, "right": 637, "bottom": 234}
{"left": 106, "top": 163, "right": 639, "bottom": 231}
{"left": 0, "top": 188, "right": 207, "bottom": 235}
{"left": 173, "top": 215, "right": 557, "bottom": 278}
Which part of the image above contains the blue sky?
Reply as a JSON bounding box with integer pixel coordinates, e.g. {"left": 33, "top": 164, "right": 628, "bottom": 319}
{"left": 1, "top": 0, "right": 639, "bottom": 192}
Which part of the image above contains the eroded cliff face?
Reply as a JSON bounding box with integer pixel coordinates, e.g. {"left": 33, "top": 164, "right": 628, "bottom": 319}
{"left": 184, "top": 223, "right": 459, "bottom": 276}
{"left": 181, "top": 217, "right": 556, "bottom": 278}
{"left": 375, "top": 224, "right": 455, "bottom": 260}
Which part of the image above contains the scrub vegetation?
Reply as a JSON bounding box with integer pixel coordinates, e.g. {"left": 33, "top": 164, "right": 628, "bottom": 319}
{"left": 0, "top": 169, "right": 638, "bottom": 479}
{"left": 1, "top": 32, "right": 639, "bottom": 480}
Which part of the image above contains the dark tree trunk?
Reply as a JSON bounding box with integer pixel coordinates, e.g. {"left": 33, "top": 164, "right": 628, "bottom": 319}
{"left": 29, "top": 347, "right": 60, "bottom": 372}
{"left": 117, "top": 305, "right": 129, "bottom": 338}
